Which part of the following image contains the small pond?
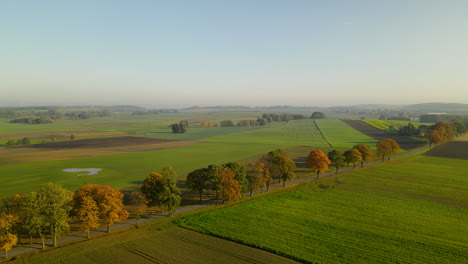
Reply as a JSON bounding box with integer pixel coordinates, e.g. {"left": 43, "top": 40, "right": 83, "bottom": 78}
{"left": 63, "top": 168, "right": 102, "bottom": 176}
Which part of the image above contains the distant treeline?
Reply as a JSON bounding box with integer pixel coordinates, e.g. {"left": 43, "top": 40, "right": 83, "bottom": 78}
{"left": 9, "top": 109, "right": 112, "bottom": 124}
{"left": 132, "top": 109, "right": 179, "bottom": 115}
{"left": 419, "top": 114, "right": 468, "bottom": 123}
{"left": 199, "top": 112, "right": 326, "bottom": 128}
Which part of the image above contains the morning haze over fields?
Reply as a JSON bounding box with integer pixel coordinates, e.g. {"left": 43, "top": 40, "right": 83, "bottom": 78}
{"left": 1, "top": 1, "right": 467, "bottom": 263}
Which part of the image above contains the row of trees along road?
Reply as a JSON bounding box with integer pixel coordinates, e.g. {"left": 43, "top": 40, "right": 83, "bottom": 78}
{"left": 185, "top": 151, "right": 298, "bottom": 200}
{"left": 0, "top": 183, "right": 128, "bottom": 258}
{"left": 185, "top": 142, "right": 391, "bottom": 202}
{"left": 186, "top": 162, "right": 248, "bottom": 203}
{"left": 306, "top": 140, "right": 400, "bottom": 178}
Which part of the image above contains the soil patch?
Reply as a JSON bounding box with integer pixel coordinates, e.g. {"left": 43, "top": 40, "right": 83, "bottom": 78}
{"left": 30, "top": 136, "right": 179, "bottom": 149}
{"left": 343, "top": 120, "right": 425, "bottom": 150}
{"left": 424, "top": 140, "right": 468, "bottom": 159}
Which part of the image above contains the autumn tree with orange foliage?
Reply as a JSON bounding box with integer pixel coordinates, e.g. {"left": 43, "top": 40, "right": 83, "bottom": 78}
{"left": 246, "top": 163, "right": 265, "bottom": 195}
{"left": 75, "top": 184, "right": 128, "bottom": 233}
{"left": 353, "top": 144, "right": 373, "bottom": 168}
{"left": 307, "top": 149, "right": 331, "bottom": 179}
{"left": 377, "top": 138, "right": 400, "bottom": 162}
{"left": 0, "top": 233, "right": 17, "bottom": 259}
{"left": 76, "top": 196, "right": 99, "bottom": 238}
{"left": 220, "top": 168, "right": 242, "bottom": 203}
{"left": 0, "top": 204, "right": 20, "bottom": 258}
{"left": 425, "top": 121, "right": 456, "bottom": 147}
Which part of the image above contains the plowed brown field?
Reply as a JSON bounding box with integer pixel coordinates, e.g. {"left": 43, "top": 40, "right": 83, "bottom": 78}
{"left": 424, "top": 134, "right": 468, "bottom": 159}
{"left": 343, "top": 120, "right": 425, "bottom": 150}
{"left": 30, "top": 136, "right": 175, "bottom": 148}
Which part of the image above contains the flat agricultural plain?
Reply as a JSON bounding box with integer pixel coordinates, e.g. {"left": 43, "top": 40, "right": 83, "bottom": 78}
{"left": 0, "top": 116, "right": 374, "bottom": 197}
{"left": 176, "top": 151, "right": 468, "bottom": 263}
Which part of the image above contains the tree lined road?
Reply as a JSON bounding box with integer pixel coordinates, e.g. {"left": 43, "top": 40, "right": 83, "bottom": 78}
{"left": 3, "top": 144, "right": 429, "bottom": 260}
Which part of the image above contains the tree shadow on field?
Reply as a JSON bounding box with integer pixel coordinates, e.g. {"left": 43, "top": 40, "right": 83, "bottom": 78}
{"left": 130, "top": 180, "right": 144, "bottom": 185}
{"left": 148, "top": 131, "right": 173, "bottom": 135}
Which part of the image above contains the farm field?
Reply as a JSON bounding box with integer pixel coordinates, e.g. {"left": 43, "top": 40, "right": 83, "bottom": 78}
{"left": 204, "top": 119, "right": 329, "bottom": 147}
{"left": 0, "top": 141, "right": 278, "bottom": 197}
{"left": 424, "top": 134, "right": 468, "bottom": 159}
{"left": 11, "top": 221, "right": 296, "bottom": 264}
{"left": 0, "top": 111, "right": 264, "bottom": 144}
{"left": 314, "top": 119, "right": 376, "bottom": 148}
{"left": 363, "top": 119, "right": 431, "bottom": 131}
{"left": 0, "top": 113, "right": 420, "bottom": 199}
{"left": 0, "top": 137, "right": 204, "bottom": 165}
{"left": 176, "top": 152, "right": 468, "bottom": 263}
{"left": 344, "top": 119, "right": 426, "bottom": 150}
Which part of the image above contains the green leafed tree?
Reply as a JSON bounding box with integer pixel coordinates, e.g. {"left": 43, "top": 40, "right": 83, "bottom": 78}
{"left": 186, "top": 168, "right": 210, "bottom": 202}
{"left": 206, "top": 164, "right": 223, "bottom": 200}
{"left": 327, "top": 150, "right": 345, "bottom": 173}
{"left": 222, "top": 162, "right": 248, "bottom": 192}
{"left": 21, "top": 192, "right": 48, "bottom": 248}
{"left": 37, "top": 183, "right": 73, "bottom": 247}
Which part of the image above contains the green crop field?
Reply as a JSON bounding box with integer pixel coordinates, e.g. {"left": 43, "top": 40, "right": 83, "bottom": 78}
{"left": 176, "top": 153, "right": 468, "bottom": 263}
{"left": 315, "top": 119, "right": 377, "bottom": 148}
{"left": 11, "top": 221, "right": 296, "bottom": 264}
{"left": 205, "top": 119, "right": 329, "bottom": 147}
{"left": 0, "top": 115, "right": 387, "bottom": 198}
{"left": 363, "top": 119, "right": 432, "bottom": 132}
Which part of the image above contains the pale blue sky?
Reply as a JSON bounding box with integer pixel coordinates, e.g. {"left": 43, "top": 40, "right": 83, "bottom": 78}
{"left": 1, "top": 0, "right": 467, "bottom": 107}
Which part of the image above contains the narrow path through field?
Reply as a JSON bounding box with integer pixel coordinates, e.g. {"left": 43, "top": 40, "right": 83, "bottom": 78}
{"left": 312, "top": 119, "right": 333, "bottom": 147}
{"left": 4, "top": 144, "right": 430, "bottom": 261}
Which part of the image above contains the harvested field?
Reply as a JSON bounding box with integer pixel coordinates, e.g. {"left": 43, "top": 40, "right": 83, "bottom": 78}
{"left": 424, "top": 135, "right": 468, "bottom": 159}
{"left": 343, "top": 120, "right": 425, "bottom": 150}
{"left": 0, "top": 137, "right": 203, "bottom": 165}
{"left": 30, "top": 136, "right": 177, "bottom": 148}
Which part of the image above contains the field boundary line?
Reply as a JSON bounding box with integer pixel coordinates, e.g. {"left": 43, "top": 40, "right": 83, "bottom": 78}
{"left": 312, "top": 119, "right": 332, "bottom": 147}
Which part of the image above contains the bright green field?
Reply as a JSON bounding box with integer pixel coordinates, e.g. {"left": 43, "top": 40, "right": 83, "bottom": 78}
{"left": 205, "top": 119, "right": 329, "bottom": 147}
{"left": 363, "top": 119, "right": 432, "bottom": 131}
{"left": 0, "top": 111, "right": 264, "bottom": 143}
{"left": 0, "top": 142, "right": 278, "bottom": 197}
{"left": 176, "top": 154, "right": 468, "bottom": 263}
{"left": 0, "top": 116, "right": 379, "bottom": 197}
{"left": 315, "top": 119, "right": 377, "bottom": 148}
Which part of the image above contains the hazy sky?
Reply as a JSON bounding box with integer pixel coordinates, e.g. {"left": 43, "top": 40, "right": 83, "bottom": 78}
{"left": 1, "top": 0, "right": 468, "bottom": 107}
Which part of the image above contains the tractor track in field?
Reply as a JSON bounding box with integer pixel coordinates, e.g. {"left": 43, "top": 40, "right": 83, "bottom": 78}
{"left": 165, "top": 232, "right": 263, "bottom": 264}
{"left": 126, "top": 248, "right": 170, "bottom": 264}
{"left": 313, "top": 119, "right": 333, "bottom": 147}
